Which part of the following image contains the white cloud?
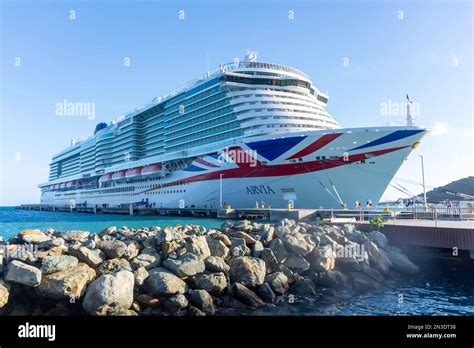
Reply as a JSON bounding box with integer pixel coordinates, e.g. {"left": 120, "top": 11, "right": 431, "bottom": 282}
{"left": 430, "top": 122, "right": 448, "bottom": 136}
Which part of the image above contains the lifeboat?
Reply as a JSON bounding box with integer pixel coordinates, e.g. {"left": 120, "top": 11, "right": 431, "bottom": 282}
{"left": 65, "top": 181, "right": 73, "bottom": 188}
{"left": 59, "top": 183, "right": 65, "bottom": 189}
{"left": 99, "top": 173, "right": 114, "bottom": 182}
{"left": 125, "top": 167, "right": 142, "bottom": 179}
{"left": 141, "top": 163, "right": 162, "bottom": 176}
{"left": 112, "top": 170, "right": 127, "bottom": 180}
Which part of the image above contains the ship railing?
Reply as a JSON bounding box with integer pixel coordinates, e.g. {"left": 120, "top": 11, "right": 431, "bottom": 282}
{"left": 315, "top": 206, "right": 474, "bottom": 223}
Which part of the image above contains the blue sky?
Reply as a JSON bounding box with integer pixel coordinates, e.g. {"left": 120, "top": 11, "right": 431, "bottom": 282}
{"left": 1, "top": 0, "right": 472, "bottom": 205}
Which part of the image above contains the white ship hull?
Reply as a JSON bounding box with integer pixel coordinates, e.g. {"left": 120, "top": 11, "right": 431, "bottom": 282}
{"left": 40, "top": 127, "right": 427, "bottom": 209}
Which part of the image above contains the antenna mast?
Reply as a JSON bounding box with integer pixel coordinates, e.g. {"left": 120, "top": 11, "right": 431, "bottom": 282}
{"left": 406, "top": 94, "right": 414, "bottom": 126}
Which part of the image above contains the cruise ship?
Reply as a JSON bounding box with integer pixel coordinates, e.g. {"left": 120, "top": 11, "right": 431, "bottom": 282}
{"left": 39, "top": 52, "right": 427, "bottom": 209}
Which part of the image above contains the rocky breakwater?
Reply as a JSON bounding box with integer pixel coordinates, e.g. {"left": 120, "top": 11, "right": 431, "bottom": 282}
{"left": 0, "top": 220, "right": 419, "bottom": 316}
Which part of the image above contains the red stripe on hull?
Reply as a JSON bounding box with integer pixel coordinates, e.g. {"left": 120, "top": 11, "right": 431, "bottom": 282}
{"left": 286, "top": 133, "right": 342, "bottom": 160}
{"left": 137, "top": 146, "right": 408, "bottom": 195}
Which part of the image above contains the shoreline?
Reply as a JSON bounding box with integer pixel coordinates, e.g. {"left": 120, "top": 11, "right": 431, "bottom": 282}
{"left": 1, "top": 219, "right": 422, "bottom": 316}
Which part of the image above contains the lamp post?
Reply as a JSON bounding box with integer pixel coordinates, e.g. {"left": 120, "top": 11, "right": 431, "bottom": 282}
{"left": 219, "top": 174, "right": 223, "bottom": 208}
{"left": 419, "top": 155, "right": 427, "bottom": 209}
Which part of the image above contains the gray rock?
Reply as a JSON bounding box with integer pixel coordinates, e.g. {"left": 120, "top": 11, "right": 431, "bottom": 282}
{"left": 36, "top": 263, "right": 96, "bottom": 300}
{"left": 318, "top": 233, "right": 336, "bottom": 246}
{"left": 207, "top": 238, "right": 230, "bottom": 259}
{"left": 250, "top": 240, "right": 264, "bottom": 258}
{"left": 163, "top": 294, "right": 188, "bottom": 313}
{"left": 346, "top": 230, "right": 367, "bottom": 244}
{"left": 133, "top": 267, "right": 149, "bottom": 286}
{"left": 306, "top": 245, "right": 336, "bottom": 273}
{"left": 68, "top": 245, "right": 105, "bottom": 268}
{"left": 290, "top": 277, "right": 316, "bottom": 295}
{"left": 260, "top": 248, "right": 280, "bottom": 274}
{"left": 62, "top": 230, "right": 90, "bottom": 242}
{"left": 189, "top": 272, "right": 227, "bottom": 294}
{"left": 283, "top": 254, "right": 310, "bottom": 273}
{"left": 386, "top": 248, "right": 419, "bottom": 274}
{"left": 269, "top": 238, "right": 288, "bottom": 263}
{"left": 228, "top": 256, "right": 266, "bottom": 287}
{"left": 279, "top": 265, "right": 297, "bottom": 284}
{"left": 232, "top": 283, "right": 265, "bottom": 307}
{"left": 367, "top": 231, "right": 389, "bottom": 250}
{"left": 99, "top": 226, "right": 117, "bottom": 237}
{"left": 229, "top": 237, "right": 249, "bottom": 257}
{"left": 204, "top": 256, "right": 230, "bottom": 273}
{"left": 96, "top": 258, "right": 132, "bottom": 276}
{"left": 163, "top": 253, "right": 205, "bottom": 278}
{"left": 144, "top": 267, "right": 188, "bottom": 296}
{"left": 189, "top": 289, "right": 215, "bottom": 314}
{"left": 318, "top": 270, "right": 340, "bottom": 288}
{"left": 281, "top": 232, "right": 315, "bottom": 256}
{"left": 364, "top": 241, "right": 392, "bottom": 275}
{"left": 156, "top": 228, "right": 183, "bottom": 245}
{"left": 4, "top": 260, "right": 42, "bottom": 287}
{"left": 257, "top": 283, "right": 276, "bottom": 303}
{"left": 265, "top": 272, "right": 289, "bottom": 294}
{"left": 41, "top": 255, "right": 79, "bottom": 274}
{"left": 130, "top": 248, "right": 161, "bottom": 270}
{"left": 231, "top": 231, "right": 257, "bottom": 245}
{"left": 96, "top": 240, "right": 128, "bottom": 259}
{"left": 37, "top": 237, "right": 65, "bottom": 250}
{"left": 188, "top": 306, "right": 206, "bottom": 316}
{"left": 335, "top": 257, "right": 361, "bottom": 273}
{"left": 20, "top": 230, "right": 51, "bottom": 244}
{"left": 184, "top": 236, "right": 210, "bottom": 260}
{"left": 0, "top": 279, "right": 10, "bottom": 309}
{"left": 83, "top": 270, "right": 135, "bottom": 315}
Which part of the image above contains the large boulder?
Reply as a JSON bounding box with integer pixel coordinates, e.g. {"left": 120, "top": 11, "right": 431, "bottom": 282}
{"left": 162, "top": 253, "right": 205, "bottom": 278}
{"left": 204, "top": 256, "right": 230, "bottom": 273}
{"left": 130, "top": 248, "right": 161, "bottom": 270}
{"left": 268, "top": 238, "right": 288, "bottom": 263}
{"left": 36, "top": 263, "right": 96, "bottom": 300}
{"left": 228, "top": 257, "right": 266, "bottom": 287}
{"left": 231, "top": 231, "right": 257, "bottom": 245}
{"left": 281, "top": 232, "right": 315, "bottom": 257}
{"left": 386, "top": 248, "right": 419, "bottom": 274}
{"left": 19, "top": 229, "right": 51, "bottom": 244}
{"left": 96, "top": 240, "right": 128, "bottom": 259}
{"left": 306, "top": 245, "right": 336, "bottom": 273}
{"left": 207, "top": 239, "right": 230, "bottom": 259}
{"left": 283, "top": 254, "right": 310, "bottom": 273}
{"left": 133, "top": 267, "right": 149, "bottom": 286}
{"left": 260, "top": 248, "right": 280, "bottom": 274}
{"left": 163, "top": 294, "right": 189, "bottom": 313}
{"left": 189, "top": 289, "right": 215, "bottom": 314}
{"left": 229, "top": 237, "right": 249, "bottom": 257}
{"left": 41, "top": 255, "right": 78, "bottom": 274}
{"left": 4, "top": 260, "right": 42, "bottom": 287}
{"left": 68, "top": 245, "right": 105, "bottom": 268}
{"left": 257, "top": 283, "right": 276, "bottom": 303}
{"left": 96, "top": 258, "right": 132, "bottom": 276}
{"left": 232, "top": 283, "right": 265, "bottom": 307}
{"left": 264, "top": 272, "right": 289, "bottom": 294}
{"left": 364, "top": 241, "right": 392, "bottom": 275}
{"left": 184, "top": 236, "right": 210, "bottom": 260}
{"left": 62, "top": 230, "right": 90, "bottom": 242}
{"left": 189, "top": 272, "right": 227, "bottom": 294}
{"left": 290, "top": 277, "right": 316, "bottom": 295}
{"left": 0, "top": 279, "right": 10, "bottom": 309}
{"left": 144, "top": 268, "right": 188, "bottom": 297}
{"left": 82, "top": 270, "right": 134, "bottom": 315}
{"left": 367, "top": 231, "right": 389, "bottom": 250}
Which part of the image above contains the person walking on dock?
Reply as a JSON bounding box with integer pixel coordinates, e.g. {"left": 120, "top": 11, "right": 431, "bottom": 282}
{"left": 255, "top": 201, "right": 259, "bottom": 209}
{"left": 355, "top": 200, "right": 360, "bottom": 209}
